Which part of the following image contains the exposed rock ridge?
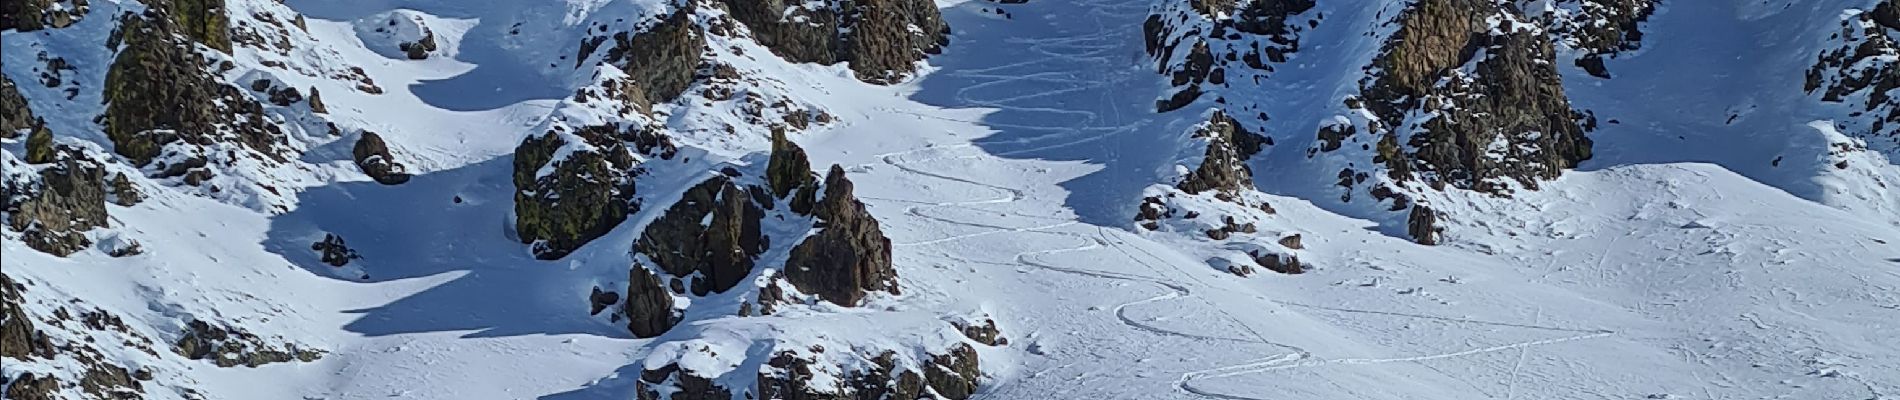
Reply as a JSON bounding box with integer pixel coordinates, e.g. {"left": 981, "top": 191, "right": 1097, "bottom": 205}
{"left": 1809, "top": 0, "right": 1900, "bottom": 155}
{"left": 1144, "top": 0, "right": 1321, "bottom": 112}
{"left": 716, "top": 0, "right": 951, "bottom": 84}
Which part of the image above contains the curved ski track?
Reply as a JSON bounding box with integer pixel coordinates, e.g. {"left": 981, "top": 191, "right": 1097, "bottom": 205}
{"left": 855, "top": 0, "right": 1620, "bottom": 397}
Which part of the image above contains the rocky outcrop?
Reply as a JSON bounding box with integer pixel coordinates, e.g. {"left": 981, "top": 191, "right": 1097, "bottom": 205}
{"left": 637, "top": 343, "right": 980, "bottom": 400}
{"left": 1, "top": 273, "right": 57, "bottom": 360}
{"left": 173, "top": 319, "right": 323, "bottom": 368}
{"left": 0, "top": 74, "right": 32, "bottom": 139}
{"left": 1176, "top": 111, "right": 1268, "bottom": 197}
{"left": 633, "top": 176, "right": 766, "bottom": 295}
{"left": 623, "top": 266, "right": 680, "bottom": 338}
{"left": 4, "top": 148, "right": 109, "bottom": 257}
{"left": 1809, "top": 0, "right": 1900, "bottom": 153}
{"left": 310, "top": 233, "right": 360, "bottom": 267}
{"left": 718, "top": 0, "right": 950, "bottom": 84}
{"left": 1, "top": 0, "right": 90, "bottom": 32}
{"left": 1528, "top": 0, "right": 1659, "bottom": 78}
{"left": 1324, "top": 0, "right": 1591, "bottom": 208}
{"left": 782, "top": 165, "right": 899, "bottom": 306}
{"left": 581, "top": 7, "right": 703, "bottom": 113}
{"left": 1406, "top": 205, "right": 1442, "bottom": 245}
{"left": 104, "top": 7, "right": 285, "bottom": 168}
{"left": 399, "top": 30, "right": 438, "bottom": 60}
{"left": 352, "top": 132, "right": 412, "bottom": 185}
{"left": 623, "top": 135, "right": 896, "bottom": 337}
{"left": 1144, "top": 0, "right": 1319, "bottom": 111}
{"left": 512, "top": 124, "right": 645, "bottom": 260}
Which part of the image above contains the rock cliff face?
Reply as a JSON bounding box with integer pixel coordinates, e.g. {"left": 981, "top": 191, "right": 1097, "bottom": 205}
{"left": 781, "top": 165, "right": 900, "bottom": 306}
{"left": 104, "top": 6, "right": 289, "bottom": 172}
{"left": 717, "top": 0, "right": 950, "bottom": 84}
{"left": 582, "top": 6, "right": 704, "bottom": 112}
{"left": 1810, "top": 0, "right": 1900, "bottom": 155}
{"left": 1356, "top": 1, "right": 1593, "bottom": 195}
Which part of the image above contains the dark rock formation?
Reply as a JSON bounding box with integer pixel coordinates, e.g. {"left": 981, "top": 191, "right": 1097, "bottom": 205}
{"left": 310, "top": 233, "right": 360, "bottom": 267}
{"left": 352, "top": 132, "right": 412, "bottom": 185}
{"left": 1406, "top": 205, "right": 1441, "bottom": 245}
{"left": 106, "top": 172, "right": 143, "bottom": 206}
{"left": 1532, "top": 0, "right": 1658, "bottom": 78}
{"left": 1, "top": 273, "right": 57, "bottom": 360}
{"left": 104, "top": 8, "right": 284, "bottom": 167}
{"left": 782, "top": 165, "right": 899, "bottom": 306}
{"left": 1144, "top": 0, "right": 1318, "bottom": 111}
{"left": 1809, "top": 0, "right": 1900, "bottom": 152}
{"left": 582, "top": 7, "right": 703, "bottom": 113}
{"left": 719, "top": 0, "right": 950, "bottom": 84}
{"left": 307, "top": 87, "right": 328, "bottom": 113}
{"left": 954, "top": 318, "right": 1006, "bottom": 346}
{"left": 173, "top": 319, "right": 323, "bottom": 368}
{"left": 639, "top": 343, "right": 980, "bottom": 400}
{"left": 1177, "top": 111, "right": 1267, "bottom": 197}
{"left": 624, "top": 265, "right": 679, "bottom": 338}
{"left": 512, "top": 125, "right": 642, "bottom": 260}
{"left": 1347, "top": 0, "right": 1591, "bottom": 195}
{"left": 766, "top": 130, "right": 817, "bottom": 200}
{"left": 0, "top": 74, "right": 32, "bottom": 139}
{"left": 23, "top": 121, "right": 54, "bottom": 164}
{"left": 4, "top": 149, "right": 108, "bottom": 257}
{"left": 399, "top": 30, "right": 438, "bottom": 60}
{"left": 635, "top": 176, "right": 766, "bottom": 295}
{"left": 1, "top": 0, "right": 90, "bottom": 32}
{"left": 2, "top": 373, "right": 59, "bottom": 400}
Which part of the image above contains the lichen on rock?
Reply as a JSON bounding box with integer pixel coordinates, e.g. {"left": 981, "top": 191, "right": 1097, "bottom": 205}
{"left": 512, "top": 123, "right": 648, "bottom": 260}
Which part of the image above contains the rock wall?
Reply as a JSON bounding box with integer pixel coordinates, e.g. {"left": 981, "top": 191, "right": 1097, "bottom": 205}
{"left": 104, "top": 7, "right": 286, "bottom": 169}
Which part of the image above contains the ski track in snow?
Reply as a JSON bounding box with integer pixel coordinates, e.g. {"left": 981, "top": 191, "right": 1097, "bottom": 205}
{"left": 859, "top": 0, "right": 1620, "bottom": 397}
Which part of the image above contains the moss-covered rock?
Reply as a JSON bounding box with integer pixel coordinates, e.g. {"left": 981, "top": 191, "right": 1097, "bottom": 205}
{"left": 103, "top": 8, "right": 282, "bottom": 167}
{"left": 153, "top": 0, "right": 231, "bottom": 52}
{"left": 512, "top": 125, "right": 642, "bottom": 259}
{"left": 0, "top": 74, "right": 33, "bottom": 139}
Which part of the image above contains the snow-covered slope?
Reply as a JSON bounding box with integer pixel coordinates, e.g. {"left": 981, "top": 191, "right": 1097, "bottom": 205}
{"left": 4, "top": 0, "right": 1899, "bottom": 399}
